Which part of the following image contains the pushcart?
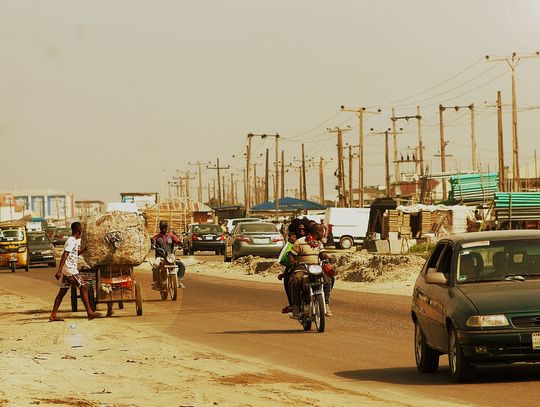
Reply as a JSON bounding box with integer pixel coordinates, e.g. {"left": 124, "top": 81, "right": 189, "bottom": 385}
{"left": 70, "top": 265, "right": 143, "bottom": 316}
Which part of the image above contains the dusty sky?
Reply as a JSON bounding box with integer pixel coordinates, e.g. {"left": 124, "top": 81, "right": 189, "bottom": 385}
{"left": 1, "top": 0, "right": 540, "bottom": 202}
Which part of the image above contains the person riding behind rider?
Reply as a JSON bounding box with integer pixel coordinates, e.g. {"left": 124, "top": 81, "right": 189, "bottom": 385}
{"left": 151, "top": 220, "right": 185, "bottom": 289}
{"left": 287, "top": 223, "right": 334, "bottom": 318}
{"left": 278, "top": 218, "right": 306, "bottom": 314}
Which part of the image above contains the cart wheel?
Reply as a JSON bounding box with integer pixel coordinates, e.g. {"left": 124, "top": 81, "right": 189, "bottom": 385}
{"left": 118, "top": 301, "right": 124, "bottom": 310}
{"left": 135, "top": 283, "right": 143, "bottom": 316}
{"left": 10, "top": 262, "right": 16, "bottom": 273}
{"left": 106, "top": 303, "right": 113, "bottom": 317}
{"left": 88, "top": 286, "right": 96, "bottom": 312}
{"left": 70, "top": 286, "right": 78, "bottom": 312}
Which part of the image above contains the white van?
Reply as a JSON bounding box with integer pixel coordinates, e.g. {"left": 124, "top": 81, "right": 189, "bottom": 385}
{"left": 325, "top": 207, "right": 370, "bottom": 249}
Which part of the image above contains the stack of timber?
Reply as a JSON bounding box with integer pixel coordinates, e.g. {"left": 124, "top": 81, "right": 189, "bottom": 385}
{"left": 449, "top": 173, "right": 499, "bottom": 204}
{"left": 494, "top": 192, "right": 540, "bottom": 221}
{"left": 144, "top": 198, "right": 195, "bottom": 235}
{"left": 382, "top": 210, "right": 411, "bottom": 239}
{"left": 417, "top": 211, "right": 433, "bottom": 237}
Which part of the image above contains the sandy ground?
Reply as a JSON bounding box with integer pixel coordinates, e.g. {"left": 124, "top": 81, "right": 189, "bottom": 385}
{"left": 178, "top": 258, "right": 417, "bottom": 297}
{"left": 0, "top": 285, "right": 464, "bottom": 407}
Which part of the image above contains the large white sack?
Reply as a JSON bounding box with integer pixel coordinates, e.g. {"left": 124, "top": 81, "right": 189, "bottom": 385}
{"left": 81, "top": 211, "right": 150, "bottom": 267}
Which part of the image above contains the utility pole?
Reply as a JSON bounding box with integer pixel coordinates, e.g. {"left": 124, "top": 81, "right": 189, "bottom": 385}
{"left": 486, "top": 52, "right": 540, "bottom": 191}
{"left": 341, "top": 106, "right": 381, "bottom": 207}
{"left": 470, "top": 104, "right": 478, "bottom": 172}
{"left": 369, "top": 129, "right": 392, "bottom": 196}
{"left": 439, "top": 105, "right": 448, "bottom": 200}
{"left": 319, "top": 157, "right": 325, "bottom": 205}
{"left": 246, "top": 134, "right": 253, "bottom": 214}
{"left": 246, "top": 133, "right": 280, "bottom": 219}
{"left": 178, "top": 171, "right": 196, "bottom": 199}
{"left": 348, "top": 145, "right": 353, "bottom": 207}
{"left": 207, "top": 158, "right": 230, "bottom": 207}
{"left": 265, "top": 148, "right": 270, "bottom": 203}
{"left": 301, "top": 144, "right": 307, "bottom": 201}
{"left": 281, "top": 150, "right": 285, "bottom": 199}
{"left": 496, "top": 90, "right": 506, "bottom": 191}
{"left": 391, "top": 108, "right": 400, "bottom": 183}
{"left": 188, "top": 161, "right": 208, "bottom": 203}
{"left": 327, "top": 126, "right": 351, "bottom": 207}
{"left": 390, "top": 109, "right": 424, "bottom": 176}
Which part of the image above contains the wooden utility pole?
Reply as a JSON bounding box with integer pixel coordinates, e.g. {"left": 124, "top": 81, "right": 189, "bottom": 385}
{"left": 487, "top": 52, "right": 540, "bottom": 191}
{"left": 188, "top": 161, "right": 207, "bottom": 203}
{"left": 253, "top": 164, "right": 258, "bottom": 205}
{"left": 281, "top": 150, "right": 285, "bottom": 199}
{"left": 496, "top": 91, "right": 505, "bottom": 191}
{"left": 438, "top": 105, "right": 448, "bottom": 200}
{"left": 246, "top": 134, "right": 253, "bottom": 213}
{"left": 319, "top": 157, "right": 325, "bottom": 204}
{"left": 341, "top": 106, "right": 381, "bottom": 208}
{"left": 469, "top": 104, "right": 478, "bottom": 172}
{"left": 301, "top": 144, "right": 307, "bottom": 201}
{"left": 391, "top": 109, "right": 423, "bottom": 176}
{"left": 348, "top": 145, "right": 353, "bottom": 207}
{"left": 327, "top": 126, "right": 351, "bottom": 207}
{"left": 265, "top": 148, "right": 270, "bottom": 202}
{"left": 391, "top": 108, "right": 400, "bottom": 183}
{"left": 230, "top": 173, "right": 235, "bottom": 204}
{"left": 369, "top": 129, "right": 391, "bottom": 196}
{"left": 535, "top": 150, "right": 538, "bottom": 182}
{"left": 206, "top": 159, "right": 230, "bottom": 206}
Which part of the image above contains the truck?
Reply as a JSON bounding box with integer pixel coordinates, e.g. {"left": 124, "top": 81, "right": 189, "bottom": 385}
{"left": 325, "top": 207, "right": 370, "bottom": 249}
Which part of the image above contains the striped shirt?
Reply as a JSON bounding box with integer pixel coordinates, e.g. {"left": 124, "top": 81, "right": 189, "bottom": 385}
{"left": 290, "top": 236, "right": 325, "bottom": 265}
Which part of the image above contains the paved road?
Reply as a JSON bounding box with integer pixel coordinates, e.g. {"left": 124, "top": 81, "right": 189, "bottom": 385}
{"left": 3, "top": 255, "right": 540, "bottom": 406}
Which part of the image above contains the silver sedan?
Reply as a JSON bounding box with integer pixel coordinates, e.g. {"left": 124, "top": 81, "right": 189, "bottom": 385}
{"left": 223, "top": 222, "right": 285, "bottom": 262}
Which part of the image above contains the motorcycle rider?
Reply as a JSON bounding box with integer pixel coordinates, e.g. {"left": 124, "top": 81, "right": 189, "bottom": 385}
{"left": 287, "top": 222, "right": 334, "bottom": 318}
{"left": 151, "top": 220, "right": 185, "bottom": 289}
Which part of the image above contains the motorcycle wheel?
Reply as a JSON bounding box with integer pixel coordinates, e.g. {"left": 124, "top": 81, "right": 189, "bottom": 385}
{"left": 10, "top": 262, "right": 15, "bottom": 273}
{"left": 135, "top": 283, "right": 143, "bottom": 316}
{"left": 313, "top": 294, "right": 326, "bottom": 333}
{"left": 168, "top": 274, "right": 178, "bottom": 301}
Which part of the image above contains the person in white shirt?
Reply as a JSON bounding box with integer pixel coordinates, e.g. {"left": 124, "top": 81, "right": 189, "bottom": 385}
{"left": 49, "top": 222, "right": 101, "bottom": 321}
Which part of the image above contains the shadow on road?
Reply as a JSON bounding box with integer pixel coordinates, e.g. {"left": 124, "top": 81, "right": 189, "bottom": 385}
{"left": 336, "top": 364, "right": 540, "bottom": 385}
{"left": 213, "top": 329, "right": 307, "bottom": 335}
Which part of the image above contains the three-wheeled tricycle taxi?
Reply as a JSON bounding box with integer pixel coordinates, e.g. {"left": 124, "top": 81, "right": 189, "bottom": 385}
{"left": 0, "top": 223, "right": 30, "bottom": 272}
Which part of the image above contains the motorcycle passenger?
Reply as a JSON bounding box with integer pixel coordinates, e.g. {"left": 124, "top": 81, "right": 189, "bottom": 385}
{"left": 287, "top": 223, "right": 334, "bottom": 318}
{"left": 278, "top": 218, "right": 306, "bottom": 314}
{"left": 151, "top": 220, "right": 185, "bottom": 289}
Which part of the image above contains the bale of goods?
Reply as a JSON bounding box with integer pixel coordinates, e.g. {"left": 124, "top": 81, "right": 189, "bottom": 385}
{"left": 81, "top": 211, "right": 150, "bottom": 267}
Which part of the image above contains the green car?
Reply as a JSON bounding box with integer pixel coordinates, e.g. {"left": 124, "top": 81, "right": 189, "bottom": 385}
{"left": 411, "top": 230, "right": 540, "bottom": 382}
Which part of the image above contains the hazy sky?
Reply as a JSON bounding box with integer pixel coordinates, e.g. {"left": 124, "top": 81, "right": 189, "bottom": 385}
{"left": 1, "top": 0, "right": 540, "bottom": 202}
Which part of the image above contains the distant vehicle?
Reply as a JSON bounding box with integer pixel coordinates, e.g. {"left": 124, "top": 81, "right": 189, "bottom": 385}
{"left": 28, "top": 232, "right": 56, "bottom": 268}
{"left": 223, "top": 221, "right": 284, "bottom": 262}
{"left": 0, "top": 223, "right": 29, "bottom": 272}
{"left": 26, "top": 221, "right": 43, "bottom": 232}
{"left": 53, "top": 227, "right": 71, "bottom": 246}
{"left": 325, "top": 208, "right": 370, "bottom": 249}
{"left": 183, "top": 223, "right": 225, "bottom": 255}
{"left": 411, "top": 230, "right": 540, "bottom": 382}
{"left": 225, "top": 217, "right": 261, "bottom": 234}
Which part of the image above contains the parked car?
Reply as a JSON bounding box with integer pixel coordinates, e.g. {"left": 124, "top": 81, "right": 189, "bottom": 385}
{"left": 225, "top": 217, "right": 261, "bottom": 234}
{"left": 224, "top": 221, "right": 284, "bottom": 262}
{"left": 183, "top": 223, "right": 225, "bottom": 255}
{"left": 325, "top": 207, "right": 370, "bottom": 249}
{"left": 52, "top": 227, "right": 71, "bottom": 246}
{"left": 28, "top": 232, "right": 56, "bottom": 267}
{"left": 411, "top": 230, "right": 540, "bottom": 382}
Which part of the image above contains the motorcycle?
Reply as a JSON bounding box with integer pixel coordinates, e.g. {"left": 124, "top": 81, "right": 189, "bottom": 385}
{"left": 292, "top": 260, "right": 331, "bottom": 333}
{"left": 152, "top": 247, "right": 181, "bottom": 301}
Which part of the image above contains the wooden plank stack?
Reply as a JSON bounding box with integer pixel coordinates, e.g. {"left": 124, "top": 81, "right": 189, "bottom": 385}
{"left": 382, "top": 210, "right": 411, "bottom": 239}
{"left": 144, "top": 199, "right": 194, "bottom": 235}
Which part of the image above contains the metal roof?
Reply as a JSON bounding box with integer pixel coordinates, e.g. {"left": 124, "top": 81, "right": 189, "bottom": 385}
{"left": 441, "top": 230, "right": 540, "bottom": 244}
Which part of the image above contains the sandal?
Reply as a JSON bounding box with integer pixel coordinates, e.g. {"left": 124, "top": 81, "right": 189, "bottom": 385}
{"left": 48, "top": 317, "right": 65, "bottom": 322}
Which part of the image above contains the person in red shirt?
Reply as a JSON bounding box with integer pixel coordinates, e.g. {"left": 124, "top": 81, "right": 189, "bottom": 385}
{"left": 151, "top": 220, "right": 185, "bottom": 289}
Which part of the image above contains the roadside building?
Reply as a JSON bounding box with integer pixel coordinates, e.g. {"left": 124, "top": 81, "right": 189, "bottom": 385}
{"left": 1, "top": 189, "right": 74, "bottom": 221}
{"left": 0, "top": 194, "right": 25, "bottom": 222}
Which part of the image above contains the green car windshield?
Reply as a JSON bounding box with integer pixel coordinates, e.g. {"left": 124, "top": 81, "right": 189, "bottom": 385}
{"left": 457, "top": 239, "right": 540, "bottom": 284}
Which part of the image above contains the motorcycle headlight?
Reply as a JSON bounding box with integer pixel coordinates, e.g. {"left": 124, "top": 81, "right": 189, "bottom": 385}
{"left": 153, "top": 257, "right": 163, "bottom": 267}
{"left": 308, "top": 265, "right": 323, "bottom": 275}
{"left": 18, "top": 247, "right": 26, "bottom": 253}
{"left": 466, "top": 314, "right": 509, "bottom": 328}
{"left": 166, "top": 253, "right": 176, "bottom": 264}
